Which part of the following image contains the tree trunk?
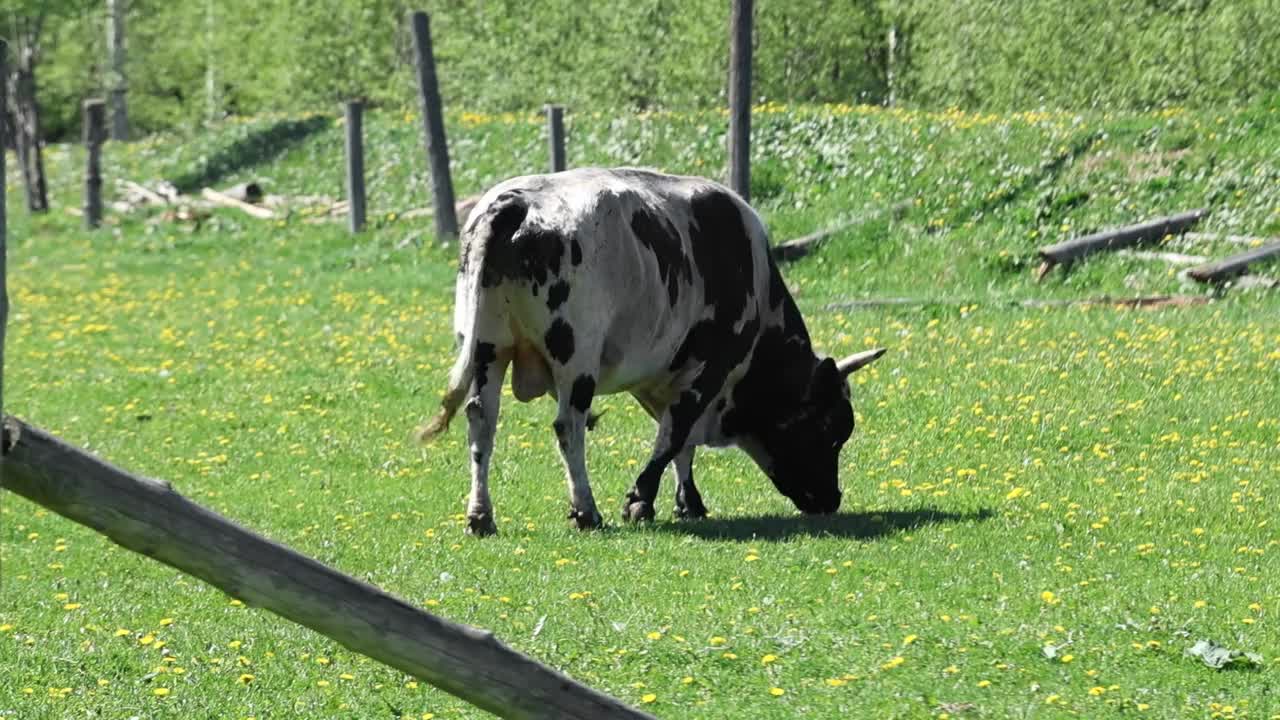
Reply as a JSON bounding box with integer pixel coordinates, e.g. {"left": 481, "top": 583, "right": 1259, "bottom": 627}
{"left": 8, "top": 39, "right": 48, "bottom": 213}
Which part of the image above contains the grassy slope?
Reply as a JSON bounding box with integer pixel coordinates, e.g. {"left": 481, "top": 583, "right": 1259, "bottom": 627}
{"left": 1, "top": 103, "right": 1278, "bottom": 719}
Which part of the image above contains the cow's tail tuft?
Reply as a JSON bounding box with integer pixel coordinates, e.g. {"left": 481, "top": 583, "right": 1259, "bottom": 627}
{"left": 416, "top": 193, "right": 528, "bottom": 443}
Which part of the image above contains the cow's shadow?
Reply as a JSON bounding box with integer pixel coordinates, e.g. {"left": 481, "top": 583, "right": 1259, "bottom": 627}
{"left": 654, "top": 506, "right": 993, "bottom": 542}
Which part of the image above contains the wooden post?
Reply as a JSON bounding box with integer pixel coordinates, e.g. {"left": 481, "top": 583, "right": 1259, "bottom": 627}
{"left": 106, "top": 0, "right": 129, "bottom": 141}
{"left": 345, "top": 100, "right": 367, "bottom": 233}
{"left": 727, "top": 0, "right": 753, "bottom": 203}
{"left": 1, "top": 39, "right": 7, "bottom": 427}
{"left": 409, "top": 11, "right": 459, "bottom": 242}
{"left": 83, "top": 99, "right": 106, "bottom": 229}
{"left": 546, "top": 105, "right": 566, "bottom": 173}
{"left": 886, "top": 24, "right": 898, "bottom": 107}
{"left": 1186, "top": 242, "right": 1280, "bottom": 283}
{"left": 0, "top": 420, "right": 655, "bottom": 720}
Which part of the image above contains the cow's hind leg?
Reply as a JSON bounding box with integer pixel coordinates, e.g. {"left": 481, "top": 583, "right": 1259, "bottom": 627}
{"left": 553, "top": 373, "right": 603, "bottom": 530}
{"left": 622, "top": 414, "right": 683, "bottom": 522}
{"left": 464, "top": 344, "right": 510, "bottom": 536}
{"left": 672, "top": 447, "right": 708, "bottom": 520}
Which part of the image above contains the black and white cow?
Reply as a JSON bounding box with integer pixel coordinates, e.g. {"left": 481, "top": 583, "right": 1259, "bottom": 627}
{"left": 419, "top": 168, "right": 884, "bottom": 535}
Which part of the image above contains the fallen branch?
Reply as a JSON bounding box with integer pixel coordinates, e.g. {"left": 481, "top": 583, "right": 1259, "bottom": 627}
{"left": 202, "top": 187, "right": 275, "bottom": 220}
{"left": 824, "top": 294, "right": 1211, "bottom": 312}
{"left": 1115, "top": 249, "right": 1209, "bottom": 265}
{"left": 0, "top": 418, "right": 654, "bottom": 720}
{"left": 119, "top": 179, "right": 169, "bottom": 207}
{"left": 1036, "top": 209, "right": 1208, "bottom": 279}
{"left": 1182, "top": 231, "right": 1272, "bottom": 247}
{"left": 1186, "top": 242, "right": 1280, "bottom": 284}
{"left": 220, "top": 181, "right": 265, "bottom": 205}
{"left": 773, "top": 200, "right": 912, "bottom": 262}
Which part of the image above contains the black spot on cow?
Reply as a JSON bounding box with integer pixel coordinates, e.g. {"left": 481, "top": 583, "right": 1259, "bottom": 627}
{"left": 766, "top": 257, "right": 788, "bottom": 311}
{"left": 571, "top": 238, "right": 583, "bottom": 266}
{"left": 630, "top": 208, "right": 691, "bottom": 306}
{"left": 667, "top": 313, "right": 760, "bottom": 451}
{"left": 545, "top": 318, "right": 575, "bottom": 364}
{"left": 473, "top": 342, "right": 497, "bottom": 391}
{"left": 687, "top": 190, "right": 755, "bottom": 323}
{"left": 546, "top": 280, "right": 571, "bottom": 311}
{"left": 569, "top": 374, "right": 595, "bottom": 413}
{"left": 476, "top": 195, "right": 566, "bottom": 289}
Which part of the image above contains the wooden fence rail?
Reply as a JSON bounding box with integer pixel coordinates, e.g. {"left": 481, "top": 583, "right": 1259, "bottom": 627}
{"left": 0, "top": 419, "right": 655, "bottom": 720}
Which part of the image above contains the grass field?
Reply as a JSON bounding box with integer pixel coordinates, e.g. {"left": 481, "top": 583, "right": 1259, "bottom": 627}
{"left": 2, "top": 103, "right": 1278, "bottom": 719}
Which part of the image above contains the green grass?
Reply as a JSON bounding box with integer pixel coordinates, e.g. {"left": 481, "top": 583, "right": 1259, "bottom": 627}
{"left": 1, "top": 103, "right": 1278, "bottom": 719}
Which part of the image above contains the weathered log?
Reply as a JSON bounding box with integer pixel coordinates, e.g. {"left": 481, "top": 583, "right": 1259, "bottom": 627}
{"left": 202, "top": 187, "right": 275, "bottom": 219}
{"left": 220, "top": 181, "right": 265, "bottom": 205}
{"left": 1186, "top": 242, "right": 1280, "bottom": 283}
{"left": 119, "top": 179, "right": 169, "bottom": 207}
{"left": 0, "top": 418, "right": 654, "bottom": 720}
{"left": 1115, "top": 249, "right": 1208, "bottom": 265}
{"left": 773, "top": 200, "right": 912, "bottom": 262}
{"left": 824, "top": 294, "right": 1211, "bottom": 312}
{"left": 1182, "top": 231, "right": 1270, "bottom": 247}
{"left": 1036, "top": 209, "right": 1207, "bottom": 278}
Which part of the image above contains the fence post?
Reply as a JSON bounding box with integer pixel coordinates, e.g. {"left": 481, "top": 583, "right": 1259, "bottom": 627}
{"left": 1, "top": 39, "right": 8, "bottom": 427}
{"left": 83, "top": 99, "right": 106, "bottom": 229}
{"left": 546, "top": 105, "right": 566, "bottom": 173}
{"left": 345, "top": 100, "right": 367, "bottom": 234}
{"left": 409, "top": 10, "right": 458, "bottom": 242}
{"left": 107, "top": 0, "right": 129, "bottom": 140}
{"left": 727, "top": 0, "right": 753, "bottom": 203}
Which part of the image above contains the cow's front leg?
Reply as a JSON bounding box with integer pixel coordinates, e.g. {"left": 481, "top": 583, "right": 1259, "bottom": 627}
{"left": 553, "top": 374, "right": 603, "bottom": 530}
{"left": 464, "top": 347, "right": 510, "bottom": 537}
{"left": 672, "top": 447, "right": 708, "bottom": 520}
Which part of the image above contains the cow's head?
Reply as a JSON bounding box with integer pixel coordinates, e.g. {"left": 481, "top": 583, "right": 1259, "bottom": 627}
{"left": 741, "top": 347, "right": 885, "bottom": 514}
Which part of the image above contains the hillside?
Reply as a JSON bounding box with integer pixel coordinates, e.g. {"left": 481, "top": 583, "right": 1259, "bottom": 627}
{"left": 2, "top": 104, "right": 1278, "bottom": 719}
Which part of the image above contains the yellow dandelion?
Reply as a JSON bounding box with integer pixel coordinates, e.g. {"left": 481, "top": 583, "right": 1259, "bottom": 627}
{"left": 646, "top": 631, "right": 662, "bottom": 640}
{"left": 153, "top": 687, "right": 171, "bottom": 697}
{"left": 641, "top": 693, "right": 657, "bottom": 703}
{"left": 238, "top": 674, "right": 254, "bottom": 684}
{"left": 769, "top": 687, "right": 785, "bottom": 697}
{"left": 761, "top": 654, "right": 778, "bottom": 665}
{"left": 882, "top": 656, "right": 905, "bottom": 670}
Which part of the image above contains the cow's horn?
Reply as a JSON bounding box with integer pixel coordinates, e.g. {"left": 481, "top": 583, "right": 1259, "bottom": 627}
{"left": 836, "top": 347, "right": 886, "bottom": 376}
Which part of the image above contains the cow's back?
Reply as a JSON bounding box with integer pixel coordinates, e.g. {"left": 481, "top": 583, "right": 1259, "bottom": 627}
{"left": 460, "top": 168, "right": 778, "bottom": 398}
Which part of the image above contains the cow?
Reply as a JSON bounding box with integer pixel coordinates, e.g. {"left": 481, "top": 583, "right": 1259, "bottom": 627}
{"left": 418, "top": 167, "right": 885, "bottom": 535}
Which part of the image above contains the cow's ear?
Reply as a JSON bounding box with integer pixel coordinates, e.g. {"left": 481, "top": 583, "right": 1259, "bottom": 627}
{"left": 836, "top": 347, "right": 886, "bottom": 378}
{"left": 810, "top": 357, "right": 840, "bottom": 395}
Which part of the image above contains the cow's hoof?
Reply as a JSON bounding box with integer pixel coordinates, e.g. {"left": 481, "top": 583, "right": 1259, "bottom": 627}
{"left": 622, "top": 500, "right": 656, "bottom": 523}
{"left": 568, "top": 507, "right": 603, "bottom": 531}
{"left": 465, "top": 513, "right": 498, "bottom": 537}
{"left": 673, "top": 504, "right": 708, "bottom": 521}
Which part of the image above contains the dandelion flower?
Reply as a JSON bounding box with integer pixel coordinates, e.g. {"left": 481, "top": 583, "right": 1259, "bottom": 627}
{"left": 769, "top": 687, "right": 786, "bottom": 697}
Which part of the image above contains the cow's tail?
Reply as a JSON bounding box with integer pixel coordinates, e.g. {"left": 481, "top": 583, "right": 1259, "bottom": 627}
{"left": 416, "top": 195, "right": 527, "bottom": 442}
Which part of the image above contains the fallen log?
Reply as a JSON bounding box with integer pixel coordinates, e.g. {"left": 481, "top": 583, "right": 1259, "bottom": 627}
{"left": 220, "top": 181, "right": 264, "bottom": 205}
{"left": 1186, "top": 242, "right": 1280, "bottom": 284}
{"left": 1182, "top": 231, "right": 1271, "bottom": 247}
{"left": 1035, "top": 209, "right": 1208, "bottom": 280}
{"left": 823, "top": 294, "right": 1210, "bottom": 312}
{"left": 202, "top": 187, "right": 275, "bottom": 220}
{"left": 0, "top": 417, "right": 654, "bottom": 720}
{"left": 1116, "top": 249, "right": 1208, "bottom": 265}
{"left": 773, "top": 200, "right": 912, "bottom": 262}
{"left": 119, "top": 179, "right": 169, "bottom": 207}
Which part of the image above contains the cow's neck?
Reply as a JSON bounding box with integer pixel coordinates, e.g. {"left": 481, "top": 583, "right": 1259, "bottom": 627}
{"left": 724, "top": 292, "right": 819, "bottom": 437}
